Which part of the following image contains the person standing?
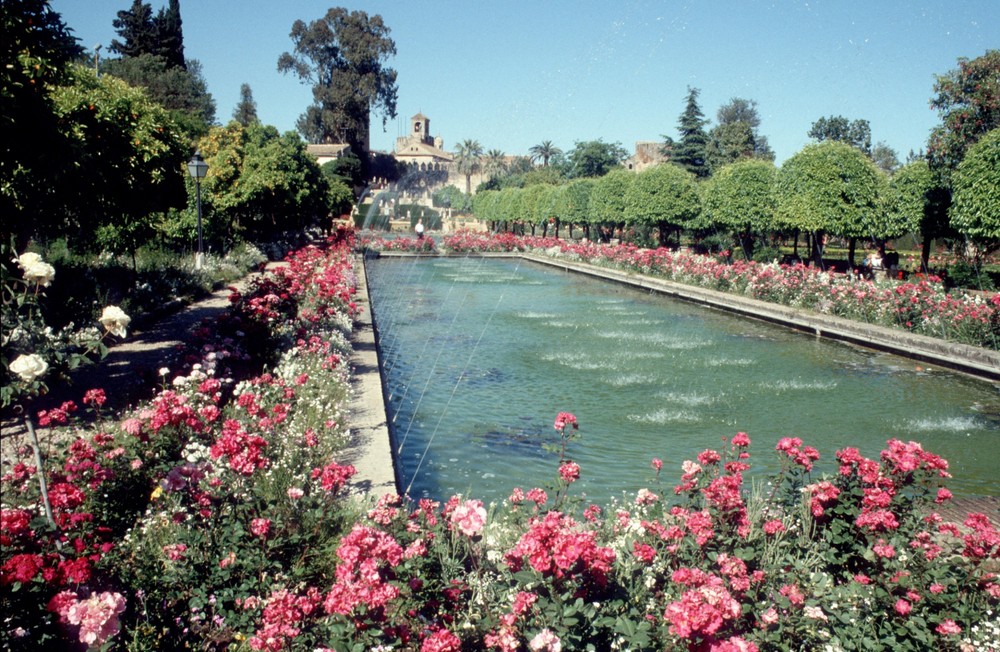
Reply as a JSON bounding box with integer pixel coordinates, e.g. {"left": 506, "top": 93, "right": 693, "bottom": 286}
{"left": 415, "top": 218, "right": 425, "bottom": 239}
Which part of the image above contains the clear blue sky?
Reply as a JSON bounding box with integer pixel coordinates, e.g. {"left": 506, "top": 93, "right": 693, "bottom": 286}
{"left": 50, "top": 0, "right": 997, "bottom": 164}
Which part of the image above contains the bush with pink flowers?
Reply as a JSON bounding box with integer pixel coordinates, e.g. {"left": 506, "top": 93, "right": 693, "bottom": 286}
{"left": 3, "top": 227, "right": 998, "bottom": 651}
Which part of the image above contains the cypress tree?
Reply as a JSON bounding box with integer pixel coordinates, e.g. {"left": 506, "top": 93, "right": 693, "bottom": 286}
{"left": 110, "top": 0, "right": 157, "bottom": 59}
{"left": 233, "top": 83, "right": 259, "bottom": 126}
{"left": 673, "top": 87, "right": 710, "bottom": 178}
{"left": 154, "top": 0, "right": 185, "bottom": 69}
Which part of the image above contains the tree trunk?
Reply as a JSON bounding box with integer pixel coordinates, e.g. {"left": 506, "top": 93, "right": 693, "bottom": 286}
{"left": 847, "top": 237, "right": 857, "bottom": 268}
{"left": 811, "top": 231, "right": 826, "bottom": 269}
{"left": 792, "top": 229, "right": 800, "bottom": 258}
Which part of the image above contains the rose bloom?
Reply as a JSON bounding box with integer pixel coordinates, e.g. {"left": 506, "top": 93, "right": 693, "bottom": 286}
{"left": 635, "top": 488, "right": 659, "bottom": 505}
{"left": 529, "top": 628, "right": 562, "bottom": 652}
{"left": 9, "top": 354, "right": 48, "bottom": 382}
{"left": 99, "top": 306, "right": 131, "bottom": 338}
{"left": 17, "top": 252, "right": 43, "bottom": 270}
{"left": 450, "top": 499, "right": 487, "bottom": 536}
{"left": 935, "top": 619, "right": 961, "bottom": 636}
{"left": 250, "top": 518, "right": 271, "bottom": 539}
{"left": 762, "top": 519, "right": 785, "bottom": 535}
{"left": 558, "top": 461, "right": 580, "bottom": 483}
{"left": 894, "top": 599, "right": 911, "bottom": 616}
{"left": 23, "top": 260, "right": 56, "bottom": 287}
{"left": 759, "top": 607, "right": 779, "bottom": 626}
{"left": 287, "top": 487, "right": 304, "bottom": 500}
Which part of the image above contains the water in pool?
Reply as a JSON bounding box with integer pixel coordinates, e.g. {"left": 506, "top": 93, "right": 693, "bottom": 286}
{"left": 365, "top": 255, "right": 1000, "bottom": 505}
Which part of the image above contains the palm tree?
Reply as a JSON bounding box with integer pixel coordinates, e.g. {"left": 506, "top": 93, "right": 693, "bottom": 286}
{"left": 483, "top": 149, "right": 507, "bottom": 180}
{"left": 454, "top": 139, "right": 484, "bottom": 194}
{"left": 529, "top": 140, "right": 561, "bottom": 167}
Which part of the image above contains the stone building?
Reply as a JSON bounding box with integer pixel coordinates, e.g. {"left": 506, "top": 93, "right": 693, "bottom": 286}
{"left": 625, "top": 141, "right": 671, "bottom": 172}
{"left": 394, "top": 113, "right": 454, "bottom": 172}
{"left": 305, "top": 143, "right": 352, "bottom": 167}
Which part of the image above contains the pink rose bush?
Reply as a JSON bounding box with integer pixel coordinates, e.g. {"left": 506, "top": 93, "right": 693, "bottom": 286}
{"left": 3, "top": 228, "right": 999, "bottom": 651}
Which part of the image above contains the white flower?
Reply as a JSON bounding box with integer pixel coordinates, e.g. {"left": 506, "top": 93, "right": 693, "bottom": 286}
{"left": 16, "top": 252, "right": 43, "bottom": 269}
{"left": 529, "top": 629, "right": 561, "bottom": 652}
{"left": 9, "top": 353, "right": 48, "bottom": 382}
{"left": 158, "top": 367, "right": 170, "bottom": 377}
{"left": 23, "top": 261, "right": 56, "bottom": 287}
{"left": 99, "top": 306, "right": 131, "bottom": 338}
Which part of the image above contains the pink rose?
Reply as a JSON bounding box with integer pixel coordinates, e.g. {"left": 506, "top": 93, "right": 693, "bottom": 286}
{"left": 450, "top": 499, "right": 486, "bottom": 536}
{"left": 250, "top": 518, "right": 271, "bottom": 539}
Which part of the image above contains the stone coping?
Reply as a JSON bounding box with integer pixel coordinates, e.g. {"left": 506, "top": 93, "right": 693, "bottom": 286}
{"left": 343, "top": 255, "right": 400, "bottom": 499}
{"left": 374, "top": 250, "right": 1000, "bottom": 382}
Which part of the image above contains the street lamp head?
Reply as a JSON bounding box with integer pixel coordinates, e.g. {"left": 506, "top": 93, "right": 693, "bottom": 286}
{"left": 187, "top": 150, "right": 209, "bottom": 179}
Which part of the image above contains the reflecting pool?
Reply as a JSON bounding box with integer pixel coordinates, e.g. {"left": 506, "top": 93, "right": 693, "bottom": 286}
{"left": 366, "top": 256, "right": 1000, "bottom": 505}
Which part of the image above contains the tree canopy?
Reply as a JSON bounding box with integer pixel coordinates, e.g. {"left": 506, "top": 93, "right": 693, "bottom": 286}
{"left": 706, "top": 97, "right": 774, "bottom": 170}
{"left": 197, "top": 121, "right": 331, "bottom": 244}
{"left": 529, "top": 141, "right": 561, "bottom": 167}
{"left": 103, "top": 54, "right": 215, "bottom": 138}
{"left": 589, "top": 168, "right": 635, "bottom": 226}
{"left": 51, "top": 66, "right": 189, "bottom": 254}
{"left": 624, "top": 164, "right": 700, "bottom": 243}
{"left": 808, "top": 115, "right": 872, "bottom": 155}
{"left": 110, "top": 0, "right": 185, "bottom": 69}
{"left": 453, "top": 139, "right": 483, "bottom": 195}
{"left": 776, "top": 141, "right": 886, "bottom": 254}
{"left": 950, "top": 128, "right": 1000, "bottom": 249}
{"left": 566, "top": 139, "right": 627, "bottom": 178}
{"left": 703, "top": 159, "right": 778, "bottom": 256}
{"left": 278, "top": 7, "right": 398, "bottom": 151}
{"left": 0, "top": 0, "right": 84, "bottom": 247}
{"left": 927, "top": 49, "right": 1000, "bottom": 172}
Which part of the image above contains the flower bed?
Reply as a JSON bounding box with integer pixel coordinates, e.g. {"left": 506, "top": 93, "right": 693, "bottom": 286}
{"left": 3, "top": 228, "right": 998, "bottom": 651}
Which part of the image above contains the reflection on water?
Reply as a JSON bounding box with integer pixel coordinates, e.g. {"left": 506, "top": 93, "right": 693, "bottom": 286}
{"left": 367, "top": 256, "right": 1000, "bottom": 504}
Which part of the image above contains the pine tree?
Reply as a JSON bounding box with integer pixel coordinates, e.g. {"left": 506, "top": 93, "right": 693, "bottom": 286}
{"left": 233, "top": 83, "right": 259, "bottom": 126}
{"left": 672, "top": 87, "right": 710, "bottom": 178}
{"left": 110, "top": 0, "right": 157, "bottom": 59}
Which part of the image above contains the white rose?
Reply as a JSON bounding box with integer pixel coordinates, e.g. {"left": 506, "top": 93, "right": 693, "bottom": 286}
{"left": 99, "top": 305, "right": 131, "bottom": 338}
{"left": 23, "top": 261, "right": 56, "bottom": 287}
{"left": 9, "top": 353, "right": 49, "bottom": 382}
{"left": 16, "top": 252, "right": 43, "bottom": 269}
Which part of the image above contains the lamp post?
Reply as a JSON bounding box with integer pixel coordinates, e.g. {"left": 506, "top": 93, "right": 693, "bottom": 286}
{"left": 186, "top": 150, "right": 208, "bottom": 270}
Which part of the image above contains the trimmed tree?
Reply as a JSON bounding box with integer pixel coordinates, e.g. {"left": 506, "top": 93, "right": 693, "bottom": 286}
{"left": 776, "top": 141, "right": 885, "bottom": 266}
{"left": 624, "top": 164, "right": 701, "bottom": 246}
{"left": 556, "top": 178, "right": 594, "bottom": 239}
{"left": 703, "top": 159, "right": 778, "bottom": 260}
{"left": 950, "top": 128, "right": 1000, "bottom": 255}
{"left": 589, "top": 168, "right": 635, "bottom": 242}
{"left": 888, "top": 160, "right": 946, "bottom": 271}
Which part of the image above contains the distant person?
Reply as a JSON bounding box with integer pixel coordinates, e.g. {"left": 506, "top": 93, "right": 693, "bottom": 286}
{"left": 415, "top": 218, "right": 425, "bottom": 239}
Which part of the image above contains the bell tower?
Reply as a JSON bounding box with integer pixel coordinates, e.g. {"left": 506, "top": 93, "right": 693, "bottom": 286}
{"left": 411, "top": 113, "right": 431, "bottom": 145}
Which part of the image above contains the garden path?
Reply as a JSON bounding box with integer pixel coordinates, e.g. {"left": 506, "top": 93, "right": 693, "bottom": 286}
{"left": 0, "top": 268, "right": 275, "bottom": 458}
{"left": 1, "top": 257, "right": 398, "bottom": 503}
